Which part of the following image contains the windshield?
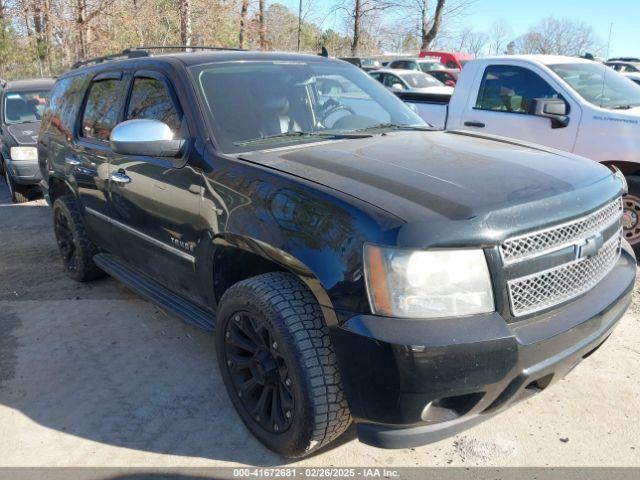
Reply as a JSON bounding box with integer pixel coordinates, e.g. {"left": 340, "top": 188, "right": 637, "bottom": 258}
{"left": 192, "top": 61, "right": 426, "bottom": 153}
{"left": 419, "top": 62, "right": 444, "bottom": 72}
{"left": 549, "top": 62, "right": 640, "bottom": 109}
{"left": 3, "top": 90, "right": 50, "bottom": 124}
{"left": 400, "top": 72, "right": 444, "bottom": 88}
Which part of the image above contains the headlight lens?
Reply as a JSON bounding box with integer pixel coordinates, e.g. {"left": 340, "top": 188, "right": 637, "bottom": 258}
{"left": 10, "top": 146, "right": 38, "bottom": 161}
{"left": 363, "top": 244, "right": 495, "bottom": 318}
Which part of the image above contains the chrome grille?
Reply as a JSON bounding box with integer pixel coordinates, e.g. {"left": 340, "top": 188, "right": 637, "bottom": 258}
{"left": 507, "top": 231, "right": 621, "bottom": 317}
{"left": 500, "top": 198, "right": 622, "bottom": 264}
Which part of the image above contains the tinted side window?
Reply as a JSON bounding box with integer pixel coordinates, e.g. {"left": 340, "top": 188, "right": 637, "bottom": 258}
{"left": 42, "top": 75, "right": 90, "bottom": 139}
{"left": 81, "top": 78, "right": 123, "bottom": 141}
{"left": 475, "top": 65, "right": 558, "bottom": 114}
{"left": 126, "top": 77, "right": 180, "bottom": 131}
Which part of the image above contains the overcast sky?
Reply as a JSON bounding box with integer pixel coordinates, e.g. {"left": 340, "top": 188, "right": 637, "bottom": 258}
{"left": 278, "top": 0, "right": 639, "bottom": 57}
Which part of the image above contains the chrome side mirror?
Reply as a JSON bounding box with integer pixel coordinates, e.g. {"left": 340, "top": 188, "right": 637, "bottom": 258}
{"left": 110, "top": 119, "right": 185, "bottom": 157}
{"left": 531, "top": 98, "right": 569, "bottom": 129}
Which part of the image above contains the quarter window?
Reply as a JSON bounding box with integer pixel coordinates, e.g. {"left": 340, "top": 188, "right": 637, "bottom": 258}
{"left": 126, "top": 77, "right": 180, "bottom": 132}
{"left": 81, "top": 78, "right": 123, "bottom": 141}
{"left": 475, "top": 65, "right": 559, "bottom": 114}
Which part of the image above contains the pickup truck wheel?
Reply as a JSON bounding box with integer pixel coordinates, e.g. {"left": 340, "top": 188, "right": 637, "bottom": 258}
{"left": 4, "top": 167, "right": 30, "bottom": 204}
{"left": 216, "top": 272, "right": 351, "bottom": 458}
{"left": 52, "top": 196, "right": 105, "bottom": 282}
{"left": 622, "top": 176, "right": 640, "bottom": 256}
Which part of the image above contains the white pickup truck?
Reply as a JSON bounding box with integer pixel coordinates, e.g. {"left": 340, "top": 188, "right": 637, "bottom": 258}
{"left": 409, "top": 55, "right": 640, "bottom": 252}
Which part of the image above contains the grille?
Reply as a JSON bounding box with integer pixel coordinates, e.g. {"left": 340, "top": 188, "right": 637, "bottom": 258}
{"left": 500, "top": 198, "right": 622, "bottom": 264}
{"left": 507, "top": 231, "right": 621, "bottom": 317}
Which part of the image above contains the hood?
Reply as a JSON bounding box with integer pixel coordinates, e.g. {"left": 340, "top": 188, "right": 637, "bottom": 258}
{"left": 239, "top": 130, "right": 621, "bottom": 248}
{"left": 6, "top": 122, "right": 40, "bottom": 145}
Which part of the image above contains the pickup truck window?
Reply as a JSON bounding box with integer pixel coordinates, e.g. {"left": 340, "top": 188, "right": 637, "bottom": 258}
{"left": 126, "top": 77, "right": 180, "bottom": 132}
{"left": 549, "top": 62, "right": 640, "bottom": 110}
{"left": 192, "top": 61, "right": 424, "bottom": 153}
{"left": 475, "top": 65, "right": 558, "bottom": 114}
{"left": 81, "top": 78, "right": 123, "bottom": 141}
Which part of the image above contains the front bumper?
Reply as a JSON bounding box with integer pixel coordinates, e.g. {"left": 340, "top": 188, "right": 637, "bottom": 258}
{"left": 330, "top": 248, "right": 636, "bottom": 449}
{"left": 5, "top": 158, "right": 41, "bottom": 185}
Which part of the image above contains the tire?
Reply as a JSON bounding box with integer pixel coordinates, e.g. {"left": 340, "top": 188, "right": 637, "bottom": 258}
{"left": 216, "top": 272, "right": 351, "bottom": 458}
{"left": 4, "top": 167, "right": 30, "bottom": 204}
{"left": 52, "top": 195, "right": 105, "bottom": 282}
{"left": 622, "top": 175, "right": 640, "bottom": 257}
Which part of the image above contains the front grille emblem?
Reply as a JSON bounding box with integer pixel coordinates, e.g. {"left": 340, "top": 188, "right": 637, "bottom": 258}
{"left": 574, "top": 232, "right": 604, "bottom": 261}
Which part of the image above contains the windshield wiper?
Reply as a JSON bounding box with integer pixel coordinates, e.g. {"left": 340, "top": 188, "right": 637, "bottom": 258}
{"left": 610, "top": 104, "right": 637, "bottom": 110}
{"left": 234, "top": 130, "right": 372, "bottom": 147}
{"left": 355, "top": 123, "right": 433, "bottom": 132}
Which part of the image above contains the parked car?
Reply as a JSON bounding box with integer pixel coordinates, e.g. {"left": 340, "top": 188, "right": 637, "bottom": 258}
{"left": 338, "top": 57, "right": 382, "bottom": 71}
{"left": 419, "top": 51, "right": 473, "bottom": 69}
{"left": 401, "top": 55, "right": 640, "bottom": 253}
{"left": 0, "top": 78, "right": 54, "bottom": 203}
{"left": 369, "top": 68, "right": 454, "bottom": 96}
{"left": 605, "top": 60, "right": 640, "bottom": 73}
{"left": 388, "top": 57, "right": 445, "bottom": 72}
{"left": 39, "top": 48, "right": 634, "bottom": 458}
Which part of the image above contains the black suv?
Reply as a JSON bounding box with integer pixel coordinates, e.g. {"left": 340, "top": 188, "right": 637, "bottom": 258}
{"left": 38, "top": 48, "right": 635, "bottom": 458}
{"left": 1, "top": 78, "right": 54, "bottom": 202}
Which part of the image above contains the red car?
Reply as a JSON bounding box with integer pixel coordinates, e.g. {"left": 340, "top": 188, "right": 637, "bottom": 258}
{"left": 424, "top": 68, "right": 458, "bottom": 87}
{"left": 419, "top": 51, "right": 473, "bottom": 69}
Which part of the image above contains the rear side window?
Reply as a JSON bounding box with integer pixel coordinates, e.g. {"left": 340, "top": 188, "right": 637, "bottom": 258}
{"left": 81, "top": 78, "right": 123, "bottom": 141}
{"left": 42, "top": 75, "right": 89, "bottom": 138}
{"left": 475, "top": 65, "right": 558, "bottom": 114}
{"left": 126, "top": 77, "right": 180, "bottom": 132}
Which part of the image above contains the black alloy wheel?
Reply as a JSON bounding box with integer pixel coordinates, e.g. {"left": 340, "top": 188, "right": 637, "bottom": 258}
{"left": 223, "top": 310, "right": 295, "bottom": 434}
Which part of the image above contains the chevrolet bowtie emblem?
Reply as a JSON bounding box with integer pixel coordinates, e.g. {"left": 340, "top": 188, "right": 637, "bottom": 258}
{"left": 575, "top": 232, "right": 604, "bottom": 260}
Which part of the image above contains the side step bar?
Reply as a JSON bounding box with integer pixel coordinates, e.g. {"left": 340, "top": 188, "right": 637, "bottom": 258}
{"left": 94, "top": 253, "right": 215, "bottom": 331}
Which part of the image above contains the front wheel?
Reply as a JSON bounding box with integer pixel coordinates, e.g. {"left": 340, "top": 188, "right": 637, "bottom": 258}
{"left": 622, "top": 176, "right": 640, "bottom": 257}
{"left": 216, "top": 272, "right": 351, "bottom": 458}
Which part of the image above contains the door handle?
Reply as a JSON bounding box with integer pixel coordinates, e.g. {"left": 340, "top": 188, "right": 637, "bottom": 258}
{"left": 464, "top": 121, "right": 485, "bottom": 128}
{"left": 110, "top": 170, "right": 131, "bottom": 184}
{"left": 65, "top": 156, "right": 81, "bottom": 166}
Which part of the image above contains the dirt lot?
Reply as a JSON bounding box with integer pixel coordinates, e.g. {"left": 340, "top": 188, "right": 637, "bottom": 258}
{"left": 1, "top": 180, "right": 639, "bottom": 469}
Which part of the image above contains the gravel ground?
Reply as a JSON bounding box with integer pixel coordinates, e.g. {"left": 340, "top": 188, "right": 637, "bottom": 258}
{"left": 0, "top": 180, "right": 639, "bottom": 468}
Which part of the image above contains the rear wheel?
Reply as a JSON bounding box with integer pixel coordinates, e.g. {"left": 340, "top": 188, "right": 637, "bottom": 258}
{"left": 52, "top": 196, "right": 105, "bottom": 282}
{"left": 4, "top": 167, "right": 30, "bottom": 204}
{"left": 216, "top": 272, "right": 351, "bottom": 458}
{"left": 622, "top": 176, "right": 640, "bottom": 257}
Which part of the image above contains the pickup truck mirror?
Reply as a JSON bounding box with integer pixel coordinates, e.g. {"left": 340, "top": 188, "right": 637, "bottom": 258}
{"left": 110, "top": 119, "right": 185, "bottom": 157}
{"left": 391, "top": 83, "right": 405, "bottom": 91}
{"left": 531, "top": 98, "right": 569, "bottom": 129}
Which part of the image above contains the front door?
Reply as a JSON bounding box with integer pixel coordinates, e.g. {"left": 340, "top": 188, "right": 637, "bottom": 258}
{"left": 108, "top": 70, "right": 203, "bottom": 301}
{"left": 454, "top": 63, "right": 581, "bottom": 152}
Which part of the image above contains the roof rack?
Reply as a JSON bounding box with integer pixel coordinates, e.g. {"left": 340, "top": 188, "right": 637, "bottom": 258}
{"left": 72, "top": 45, "right": 246, "bottom": 69}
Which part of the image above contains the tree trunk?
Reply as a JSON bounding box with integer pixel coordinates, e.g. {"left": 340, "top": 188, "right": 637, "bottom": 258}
{"left": 258, "top": 0, "right": 266, "bottom": 50}
{"left": 239, "top": 0, "right": 249, "bottom": 49}
{"left": 421, "top": 0, "right": 445, "bottom": 51}
{"left": 77, "top": 0, "right": 87, "bottom": 60}
{"left": 179, "top": 0, "right": 191, "bottom": 47}
{"left": 351, "top": 0, "right": 361, "bottom": 55}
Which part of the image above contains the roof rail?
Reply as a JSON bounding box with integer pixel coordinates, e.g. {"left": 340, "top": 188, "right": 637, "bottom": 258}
{"left": 72, "top": 48, "right": 150, "bottom": 69}
{"left": 71, "top": 45, "right": 246, "bottom": 69}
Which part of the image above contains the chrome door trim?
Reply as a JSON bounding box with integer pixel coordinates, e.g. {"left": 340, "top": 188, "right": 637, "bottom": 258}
{"left": 85, "top": 207, "right": 195, "bottom": 264}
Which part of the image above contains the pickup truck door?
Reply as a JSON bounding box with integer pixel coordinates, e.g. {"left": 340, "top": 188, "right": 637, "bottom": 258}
{"left": 73, "top": 71, "right": 126, "bottom": 254}
{"left": 454, "top": 63, "right": 581, "bottom": 152}
{"left": 108, "top": 70, "right": 203, "bottom": 301}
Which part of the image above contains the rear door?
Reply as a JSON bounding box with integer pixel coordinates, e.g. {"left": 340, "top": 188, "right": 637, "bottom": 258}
{"left": 73, "top": 71, "right": 126, "bottom": 253}
{"left": 108, "top": 69, "right": 203, "bottom": 300}
{"left": 453, "top": 63, "right": 581, "bottom": 152}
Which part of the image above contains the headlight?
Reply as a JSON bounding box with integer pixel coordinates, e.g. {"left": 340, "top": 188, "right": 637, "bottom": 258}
{"left": 363, "top": 244, "right": 495, "bottom": 318}
{"left": 10, "top": 146, "right": 38, "bottom": 161}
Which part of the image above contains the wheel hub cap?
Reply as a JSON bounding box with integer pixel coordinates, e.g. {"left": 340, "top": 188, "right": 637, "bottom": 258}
{"left": 623, "top": 196, "right": 640, "bottom": 245}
